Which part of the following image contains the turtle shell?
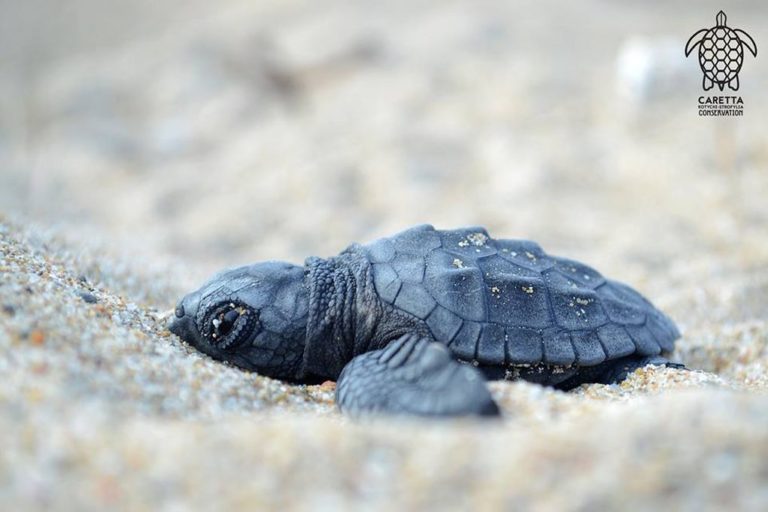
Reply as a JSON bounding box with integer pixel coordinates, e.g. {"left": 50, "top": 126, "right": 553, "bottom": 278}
{"left": 362, "top": 225, "right": 680, "bottom": 367}
{"left": 699, "top": 26, "right": 744, "bottom": 84}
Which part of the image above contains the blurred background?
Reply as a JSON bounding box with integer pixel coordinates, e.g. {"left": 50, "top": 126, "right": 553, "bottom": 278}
{"left": 1, "top": 0, "right": 766, "bottom": 284}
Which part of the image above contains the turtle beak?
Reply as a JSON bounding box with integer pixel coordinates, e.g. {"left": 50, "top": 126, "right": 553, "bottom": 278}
{"left": 169, "top": 310, "right": 195, "bottom": 342}
{"left": 168, "top": 293, "right": 202, "bottom": 343}
{"left": 168, "top": 313, "right": 187, "bottom": 338}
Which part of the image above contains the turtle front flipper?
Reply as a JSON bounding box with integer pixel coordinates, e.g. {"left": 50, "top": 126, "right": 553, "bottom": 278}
{"left": 335, "top": 334, "right": 500, "bottom": 417}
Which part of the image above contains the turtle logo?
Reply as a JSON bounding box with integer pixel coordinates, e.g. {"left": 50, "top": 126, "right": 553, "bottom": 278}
{"left": 685, "top": 11, "right": 757, "bottom": 91}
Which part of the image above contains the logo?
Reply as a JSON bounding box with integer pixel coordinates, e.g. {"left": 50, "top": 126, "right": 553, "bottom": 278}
{"left": 685, "top": 11, "right": 757, "bottom": 91}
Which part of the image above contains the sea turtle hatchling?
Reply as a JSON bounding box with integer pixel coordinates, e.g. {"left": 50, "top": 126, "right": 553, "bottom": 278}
{"left": 170, "top": 225, "right": 683, "bottom": 417}
{"left": 685, "top": 10, "right": 757, "bottom": 91}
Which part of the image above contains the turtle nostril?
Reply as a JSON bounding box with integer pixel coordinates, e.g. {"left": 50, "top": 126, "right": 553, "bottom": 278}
{"left": 175, "top": 301, "right": 185, "bottom": 318}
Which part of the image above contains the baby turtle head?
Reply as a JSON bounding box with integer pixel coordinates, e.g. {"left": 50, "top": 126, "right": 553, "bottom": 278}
{"left": 169, "top": 261, "right": 309, "bottom": 379}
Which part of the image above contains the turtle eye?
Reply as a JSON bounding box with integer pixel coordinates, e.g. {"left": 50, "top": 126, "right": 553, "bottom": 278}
{"left": 198, "top": 300, "right": 259, "bottom": 351}
{"left": 213, "top": 307, "right": 241, "bottom": 337}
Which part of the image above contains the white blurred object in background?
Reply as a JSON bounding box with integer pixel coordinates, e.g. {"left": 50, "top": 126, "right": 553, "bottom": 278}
{"left": 615, "top": 36, "right": 696, "bottom": 105}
